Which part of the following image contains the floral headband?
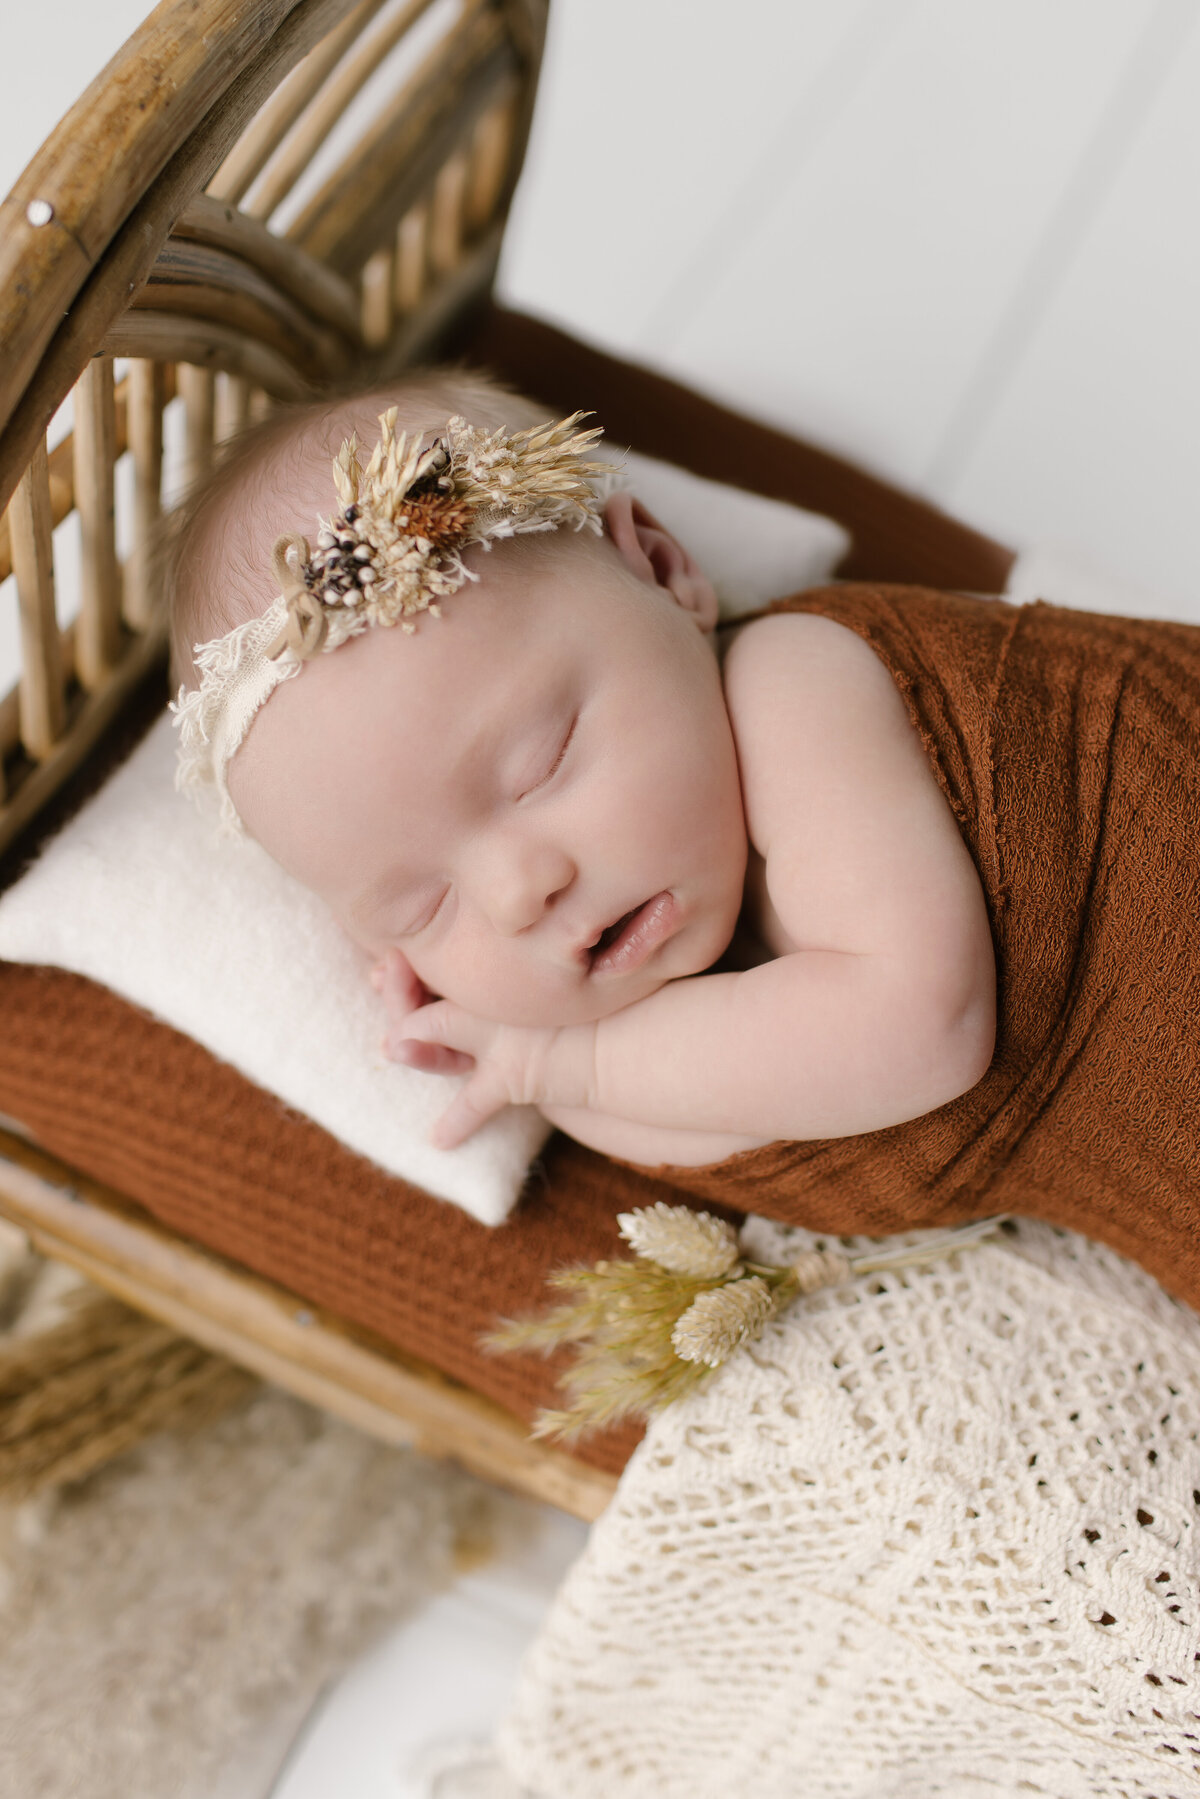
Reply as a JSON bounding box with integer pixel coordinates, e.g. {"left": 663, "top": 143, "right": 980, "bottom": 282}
{"left": 169, "top": 408, "right": 610, "bottom": 834}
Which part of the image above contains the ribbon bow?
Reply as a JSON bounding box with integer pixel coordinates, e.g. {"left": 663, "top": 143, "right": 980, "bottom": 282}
{"left": 263, "top": 534, "right": 329, "bottom": 661}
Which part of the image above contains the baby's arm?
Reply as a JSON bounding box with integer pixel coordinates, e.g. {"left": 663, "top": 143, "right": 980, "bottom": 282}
{"left": 393, "top": 917, "right": 990, "bottom": 1155}
{"left": 570, "top": 952, "right": 989, "bottom": 1142}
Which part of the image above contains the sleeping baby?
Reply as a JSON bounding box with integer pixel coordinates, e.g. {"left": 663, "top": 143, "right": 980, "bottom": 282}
{"left": 169, "top": 369, "right": 1200, "bottom": 1314}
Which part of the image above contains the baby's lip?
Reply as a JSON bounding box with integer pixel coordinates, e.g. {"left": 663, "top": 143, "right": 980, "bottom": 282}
{"left": 577, "top": 893, "right": 679, "bottom": 974}
{"left": 575, "top": 902, "right": 646, "bottom": 967}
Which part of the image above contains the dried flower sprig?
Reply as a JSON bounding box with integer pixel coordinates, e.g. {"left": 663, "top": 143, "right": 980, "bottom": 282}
{"left": 483, "top": 1205, "right": 1008, "bottom": 1443}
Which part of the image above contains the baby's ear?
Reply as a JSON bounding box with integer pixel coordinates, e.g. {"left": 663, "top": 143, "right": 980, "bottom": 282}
{"left": 603, "top": 493, "right": 719, "bottom": 633}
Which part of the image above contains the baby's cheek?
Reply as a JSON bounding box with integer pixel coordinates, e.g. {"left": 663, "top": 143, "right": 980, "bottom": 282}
{"left": 334, "top": 915, "right": 389, "bottom": 972}
{"left": 436, "top": 952, "right": 568, "bottom": 1028}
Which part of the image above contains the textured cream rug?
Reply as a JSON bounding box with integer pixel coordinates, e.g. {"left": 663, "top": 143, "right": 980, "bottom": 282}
{"left": 0, "top": 1223, "right": 520, "bottom": 1799}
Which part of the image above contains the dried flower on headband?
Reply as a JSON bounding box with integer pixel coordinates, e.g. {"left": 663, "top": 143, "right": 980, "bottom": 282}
{"left": 265, "top": 408, "right": 610, "bottom": 660}
{"left": 483, "top": 1203, "right": 1008, "bottom": 1443}
{"left": 170, "top": 407, "right": 611, "bottom": 834}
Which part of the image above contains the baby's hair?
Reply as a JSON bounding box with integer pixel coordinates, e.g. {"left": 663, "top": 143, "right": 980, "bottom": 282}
{"left": 160, "top": 366, "right": 590, "bottom": 692}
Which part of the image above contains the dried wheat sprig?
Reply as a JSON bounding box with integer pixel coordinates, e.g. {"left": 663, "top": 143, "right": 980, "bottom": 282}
{"left": 0, "top": 1286, "right": 257, "bottom": 1499}
{"left": 481, "top": 1259, "right": 715, "bottom": 1356}
{"left": 485, "top": 1208, "right": 1010, "bottom": 1443}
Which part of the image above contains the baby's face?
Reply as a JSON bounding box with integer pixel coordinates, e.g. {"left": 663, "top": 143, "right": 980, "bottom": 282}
{"left": 228, "top": 528, "right": 749, "bottom": 1027}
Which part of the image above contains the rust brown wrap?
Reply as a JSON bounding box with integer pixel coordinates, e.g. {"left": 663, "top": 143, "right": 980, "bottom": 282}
{"left": 646, "top": 583, "right": 1200, "bottom": 1312}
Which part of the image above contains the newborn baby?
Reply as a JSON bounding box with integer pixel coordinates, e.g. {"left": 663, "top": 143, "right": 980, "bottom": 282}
{"left": 167, "top": 369, "right": 996, "bottom": 1169}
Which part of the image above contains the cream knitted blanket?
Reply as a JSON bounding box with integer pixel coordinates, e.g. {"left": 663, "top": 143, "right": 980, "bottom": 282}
{"left": 493, "top": 1217, "right": 1200, "bottom": 1799}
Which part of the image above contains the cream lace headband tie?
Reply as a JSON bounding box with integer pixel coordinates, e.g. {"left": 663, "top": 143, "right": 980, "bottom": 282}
{"left": 170, "top": 409, "right": 609, "bottom": 834}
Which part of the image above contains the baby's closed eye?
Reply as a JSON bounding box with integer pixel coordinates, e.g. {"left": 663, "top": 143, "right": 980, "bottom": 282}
{"left": 518, "top": 714, "right": 577, "bottom": 800}
{"left": 406, "top": 888, "right": 449, "bottom": 934}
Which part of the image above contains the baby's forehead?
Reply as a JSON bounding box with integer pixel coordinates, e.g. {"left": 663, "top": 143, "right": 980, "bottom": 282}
{"left": 191, "top": 413, "right": 342, "bottom": 596}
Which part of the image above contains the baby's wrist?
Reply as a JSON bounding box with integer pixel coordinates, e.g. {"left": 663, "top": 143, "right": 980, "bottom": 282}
{"left": 534, "top": 1020, "right": 600, "bottom": 1113}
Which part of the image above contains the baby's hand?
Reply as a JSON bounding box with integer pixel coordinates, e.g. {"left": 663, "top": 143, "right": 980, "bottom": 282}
{"left": 376, "top": 949, "right": 597, "bottom": 1151}
{"left": 373, "top": 948, "right": 473, "bottom": 1078}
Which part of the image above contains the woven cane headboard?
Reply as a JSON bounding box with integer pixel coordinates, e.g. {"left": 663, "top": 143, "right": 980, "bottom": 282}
{"left": 0, "top": 0, "right": 547, "bottom": 859}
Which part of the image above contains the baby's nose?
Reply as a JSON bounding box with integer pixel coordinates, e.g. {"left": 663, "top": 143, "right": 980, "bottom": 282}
{"left": 482, "top": 837, "right": 575, "bottom": 935}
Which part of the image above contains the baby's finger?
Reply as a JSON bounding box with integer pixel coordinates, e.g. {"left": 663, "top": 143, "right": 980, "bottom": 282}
{"left": 428, "top": 1076, "right": 507, "bottom": 1151}
{"left": 380, "top": 946, "right": 426, "bottom": 1017}
{"left": 385, "top": 1037, "right": 474, "bottom": 1076}
{"left": 398, "top": 1001, "right": 472, "bottom": 1052}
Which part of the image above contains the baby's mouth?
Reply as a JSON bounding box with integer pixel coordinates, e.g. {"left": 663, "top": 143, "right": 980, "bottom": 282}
{"left": 586, "top": 892, "right": 679, "bottom": 975}
{"left": 588, "top": 906, "right": 642, "bottom": 958}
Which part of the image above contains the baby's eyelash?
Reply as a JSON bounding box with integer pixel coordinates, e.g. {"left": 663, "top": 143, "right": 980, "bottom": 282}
{"left": 523, "top": 716, "right": 576, "bottom": 798}
{"left": 405, "top": 888, "right": 448, "bottom": 935}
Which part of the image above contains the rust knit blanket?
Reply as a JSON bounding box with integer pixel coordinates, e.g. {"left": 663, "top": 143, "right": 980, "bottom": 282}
{"left": 649, "top": 583, "right": 1200, "bottom": 1312}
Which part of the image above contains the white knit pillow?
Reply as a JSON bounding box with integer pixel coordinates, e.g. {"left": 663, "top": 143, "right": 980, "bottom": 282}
{"left": 0, "top": 452, "right": 849, "bottom": 1224}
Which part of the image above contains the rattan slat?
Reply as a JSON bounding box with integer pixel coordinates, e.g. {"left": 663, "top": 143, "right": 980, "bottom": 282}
{"left": 7, "top": 439, "right": 65, "bottom": 761}
{"left": 215, "top": 371, "right": 254, "bottom": 443}
{"left": 466, "top": 87, "right": 518, "bottom": 231}
{"left": 0, "top": 620, "right": 73, "bottom": 768}
{"left": 429, "top": 147, "right": 468, "bottom": 275}
{"left": 0, "top": 369, "right": 177, "bottom": 592}
{"left": 394, "top": 200, "right": 429, "bottom": 316}
{"left": 209, "top": 0, "right": 391, "bottom": 205}
{"left": 361, "top": 246, "right": 396, "bottom": 347}
{"left": 124, "top": 360, "right": 167, "bottom": 631}
{"left": 0, "top": 441, "right": 68, "bottom": 589}
{"left": 243, "top": 0, "right": 441, "bottom": 222}
{"left": 101, "top": 314, "right": 314, "bottom": 402}
{"left": 0, "top": 623, "right": 168, "bottom": 861}
{"left": 72, "top": 358, "right": 122, "bottom": 691}
{"left": 288, "top": 0, "right": 513, "bottom": 273}
{"left": 173, "top": 194, "right": 363, "bottom": 343}
{"left": 133, "top": 239, "right": 352, "bottom": 380}
{"left": 374, "top": 219, "right": 503, "bottom": 373}
{"left": 178, "top": 365, "right": 217, "bottom": 492}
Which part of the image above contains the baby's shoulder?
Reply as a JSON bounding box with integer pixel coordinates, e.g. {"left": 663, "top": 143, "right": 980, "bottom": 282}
{"left": 720, "top": 606, "right": 905, "bottom": 745}
{"left": 718, "top": 606, "right": 933, "bottom": 845}
{"left": 719, "top": 605, "right": 879, "bottom": 691}
{"left": 716, "top": 607, "right": 992, "bottom": 997}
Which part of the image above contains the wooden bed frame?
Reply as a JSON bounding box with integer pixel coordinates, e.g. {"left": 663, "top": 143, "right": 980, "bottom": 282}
{"left": 0, "top": 0, "right": 1013, "bottom": 1520}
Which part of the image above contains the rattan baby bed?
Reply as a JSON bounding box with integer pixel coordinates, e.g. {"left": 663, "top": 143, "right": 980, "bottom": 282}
{"left": 0, "top": 0, "right": 1014, "bottom": 1520}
